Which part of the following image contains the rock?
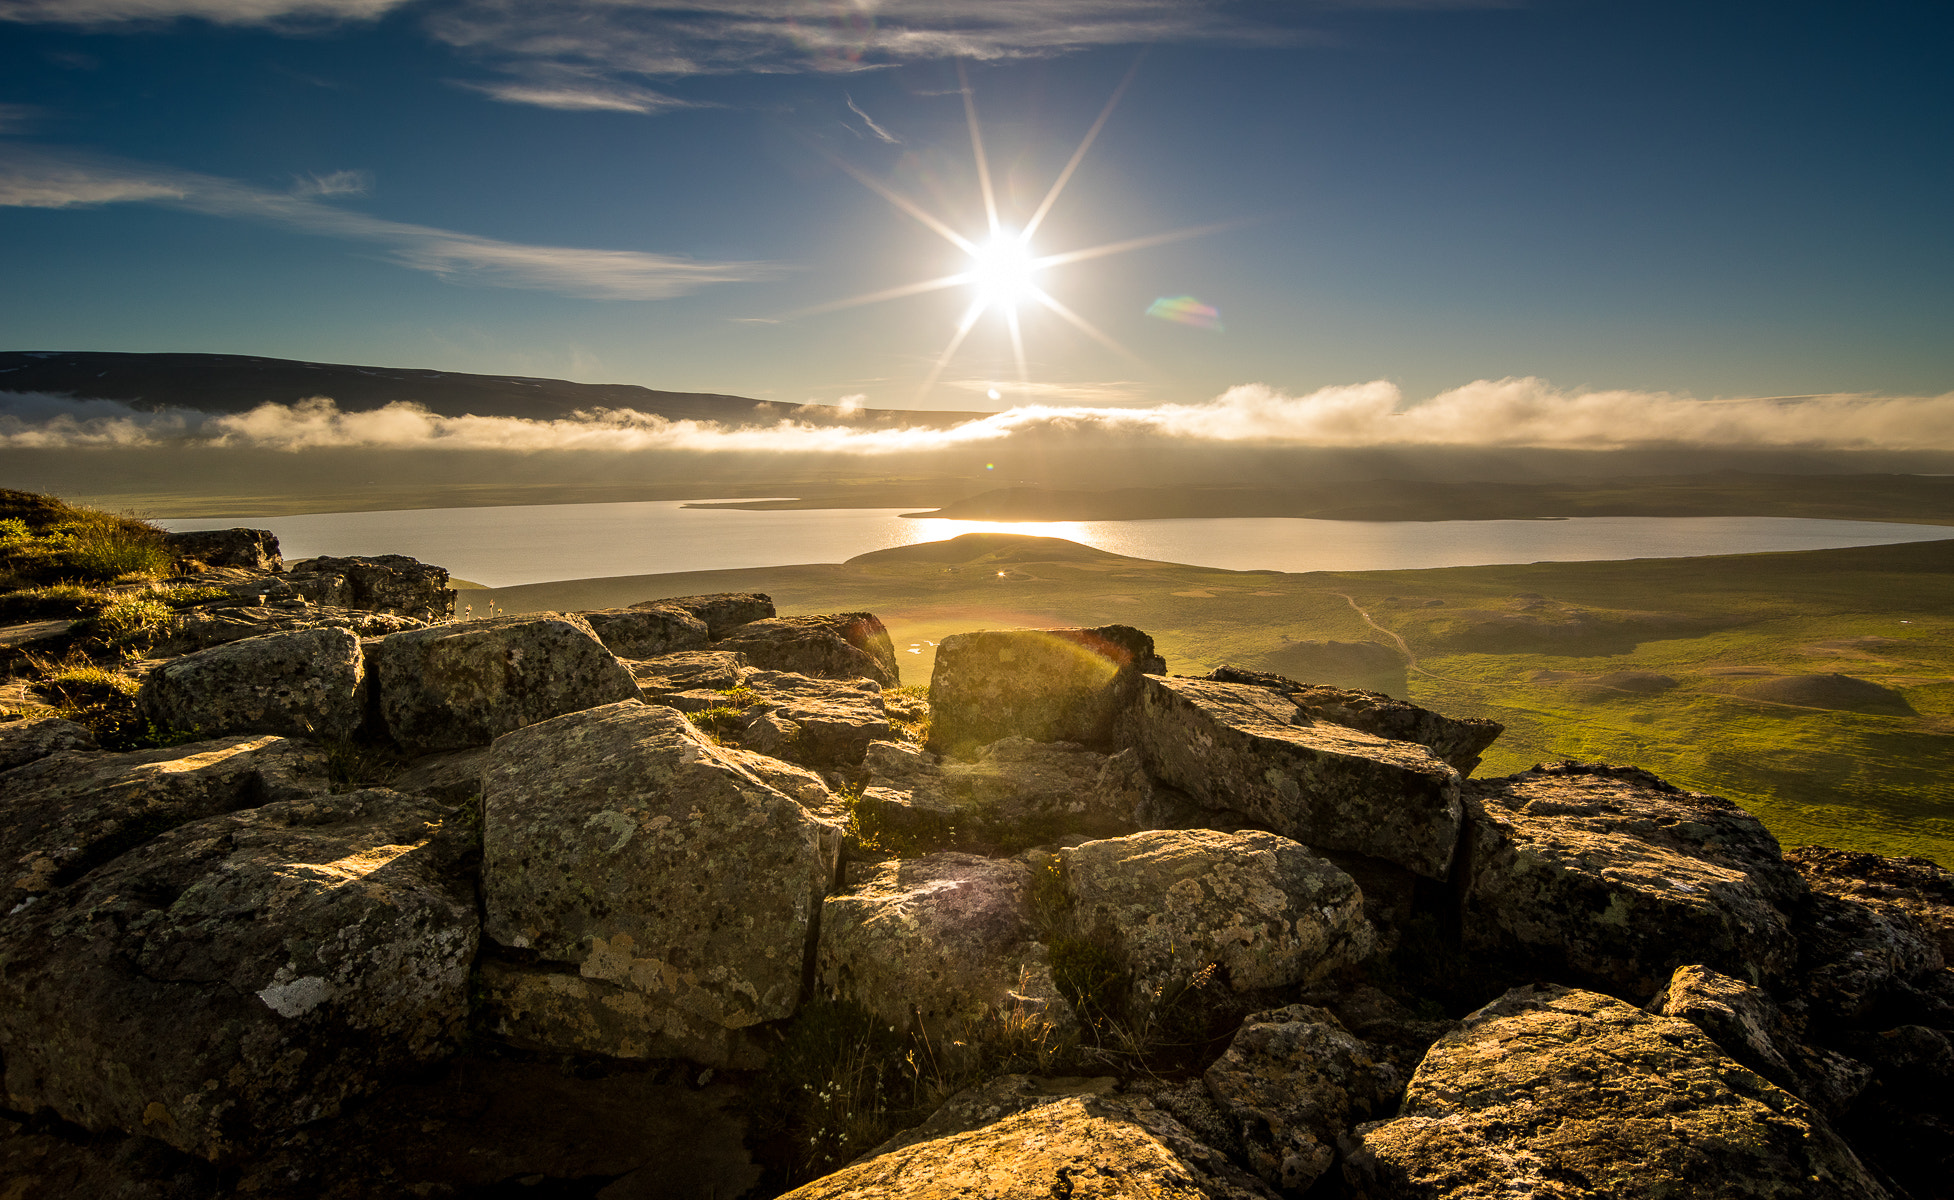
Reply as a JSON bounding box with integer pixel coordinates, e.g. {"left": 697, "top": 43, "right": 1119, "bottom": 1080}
{"left": 713, "top": 613, "right": 900, "bottom": 687}
{"left": 579, "top": 606, "right": 711, "bottom": 658}
{"left": 641, "top": 592, "right": 775, "bottom": 638}
{"left": 137, "top": 626, "right": 366, "bottom": 742}
{"left": 717, "top": 746, "right": 848, "bottom": 828}
{"left": 157, "top": 604, "right": 423, "bottom": 656}
{"left": 1649, "top": 963, "right": 1873, "bottom": 1118}
{"left": 781, "top": 1087, "right": 1277, "bottom": 1200}
{"left": 1791, "top": 888, "right": 1945, "bottom": 1029}
{"left": 736, "top": 670, "right": 893, "bottom": 769}
{"left": 372, "top": 613, "right": 641, "bottom": 752}
{"left": 0, "top": 1115, "right": 218, "bottom": 1200}
{"left": 1127, "top": 676, "right": 1463, "bottom": 879}
{"left": 1203, "top": 666, "right": 1503, "bottom": 775}
{"left": 1344, "top": 985, "right": 1891, "bottom": 1200}
{"left": 817, "top": 852, "right": 1075, "bottom": 1040}
{"left": 2, "top": 735, "right": 327, "bottom": 905}
{"left": 0, "top": 789, "right": 478, "bottom": 1161}
{"left": 0, "top": 714, "right": 97, "bottom": 771}
{"left": 162, "top": 527, "right": 281, "bottom": 572}
{"left": 855, "top": 737, "right": 1151, "bottom": 853}
{"left": 1061, "top": 829, "right": 1375, "bottom": 1011}
{"left": 624, "top": 649, "right": 750, "bottom": 696}
{"left": 1788, "top": 843, "right": 1954, "bottom": 971}
{"left": 1203, "top": 1004, "right": 1401, "bottom": 1193}
{"left": 285, "top": 554, "right": 455, "bottom": 621}
{"left": 386, "top": 745, "right": 492, "bottom": 806}
{"left": 1307, "top": 985, "right": 1460, "bottom": 1083}
{"left": 1460, "top": 762, "right": 1806, "bottom": 998}
{"left": 479, "top": 701, "right": 838, "bottom": 1065}
{"left": 926, "top": 625, "right": 1163, "bottom": 758}
{"left": 475, "top": 959, "right": 771, "bottom": 1069}
{"left": 857, "top": 1073, "right": 1120, "bottom": 1160}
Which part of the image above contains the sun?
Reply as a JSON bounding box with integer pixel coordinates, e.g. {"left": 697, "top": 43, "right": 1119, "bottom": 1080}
{"left": 800, "top": 62, "right": 1228, "bottom": 402}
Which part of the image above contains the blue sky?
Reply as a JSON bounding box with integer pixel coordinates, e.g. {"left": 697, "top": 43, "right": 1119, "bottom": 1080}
{"left": 2, "top": 0, "right": 1950, "bottom": 414}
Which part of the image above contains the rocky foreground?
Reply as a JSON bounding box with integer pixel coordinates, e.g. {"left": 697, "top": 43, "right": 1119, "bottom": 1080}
{"left": 2, "top": 529, "right": 1952, "bottom": 1199}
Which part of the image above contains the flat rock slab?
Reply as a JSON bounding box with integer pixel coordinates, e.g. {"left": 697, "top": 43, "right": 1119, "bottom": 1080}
{"left": 817, "top": 852, "right": 1074, "bottom": 1038}
{"left": 1203, "top": 666, "right": 1503, "bottom": 775}
{"left": 373, "top": 613, "right": 640, "bottom": 752}
{"left": 480, "top": 701, "right": 838, "bottom": 1063}
{"left": 782, "top": 1089, "right": 1276, "bottom": 1200}
{"left": 579, "top": 606, "right": 710, "bottom": 659}
{"left": 1461, "top": 763, "right": 1807, "bottom": 997}
{"left": 0, "top": 789, "right": 478, "bottom": 1162}
{"left": 859, "top": 737, "right": 1151, "bottom": 853}
{"left": 138, "top": 625, "right": 366, "bottom": 741}
{"left": 163, "top": 527, "right": 281, "bottom": 571}
{"left": 1128, "top": 676, "right": 1463, "bottom": 879}
{"left": 1344, "top": 984, "right": 1889, "bottom": 1199}
{"left": 927, "top": 625, "right": 1161, "bottom": 758}
{"left": 2, "top": 734, "right": 327, "bottom": 904}
{"left": 713, "top": 613, "right": 899, "bottom": 687}
{"left": 1062, "top": 829, "right": 1375, "bottom": 1008}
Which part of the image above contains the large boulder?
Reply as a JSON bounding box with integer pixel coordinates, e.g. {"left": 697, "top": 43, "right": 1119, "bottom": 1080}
{"left": 1127, "top": 676, "right": 1463, "bottom": 879}
{"left": 625, "top": 649, "right": 749, "bottom": 696}
{"left": 162, "top": 527, "right": 281, "bottom": 572}
{"left": 1460, "top": 763, "right": 1807, "bottom": 998}
{"left": 371, "top": 613, "right": 640, "bottom": 752}
{"left": 0, "top": 789, "right": 478, "bottom": 1162}
{"left": 1785, "top": 845, "right": 1954, "bottom": 1029}
{"left": 713, "top": 613, "right": 899, "bottom": 687}
{"left": 0, "top": 714, "right": 96, "bottom": 771}
{"left": 157, "top": 605, "right": 423, "bottom": 656}
{"left": 285, "top": 554, "right": 455, "bottom": 621}
{"left": 2, "top": 735, "right": 327, "bottom": 905}
{"left": 855, "top": 737, "right": 1152, "bottom": 854}
{"left": 735, "top": 670, "right": 893, "bottom": 769}
{"left": 1787, "top": 845, "right": 1954, "bottom": 961}
{"left": 137, "top": 626, "right": 366, "bottom": 742}
{"left": 579, "top": 606, "right": 710, "bottom": 659}
{"left": 927, "top": 625, "right": 1163, "bottom": 758}
{"left": 1203, "top": 1004, "right": 1401, "bottom": 1194}
{"left": 478, "top": 701, "right": 839, "bottom": 1065}
{"left": 782, "top": 1083, "right": 1276, "bottom": 1200}
{"left": 1203, "top": 666, "right": 1503, "bottom": 775}
{"left": 640, "top": 592, "right": 774, "bottom": 638}
{"left": 1649, "top": 963, "right": 1872, "bottom": 1118}
{"left": 1343, "top": 985, "right": 1889, "bottom": 1199}
{"left": 1061, "top": 830, "right": 1374, "bottom": 1011}
{"left": 817, "top": 852, "right": 1074, "bottom": 1040}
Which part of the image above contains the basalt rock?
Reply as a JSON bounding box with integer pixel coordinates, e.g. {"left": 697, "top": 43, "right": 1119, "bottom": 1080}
{"left": 285, "top": 554, "right": 455, "bottom": 622}
{"left": 137, "top": 626, "right": 366, "bottom": 742}
{"left": 641, "top": 592, "right": 775, "bottom": 638}
{"left": 1344, "top": 984, "right": 1890, "bottom": 1200}
{"left": 713, "top": 613, "right": 899, "bottom": 687}
{"left": 1460, "top": 762, "right": 1806, "bottom": 998}
{"left": 1203, "top": 665, "right": 1503, "bottom": 775}
{"left": 479, "top": 701, "right": 838, "bottom": 1066}
{"left": 0, "top": 788, "right": 478, "bottom": 1162}
{"left": 1127, "top": 676, "right": 1463, "bottom": 879}
{"left": 372, "top": 613, "right": 640, "bottom": 752}
{"left": 579, "top": 605, "right": 711, "bottom": 659}
{"left": 926, "top": 625, "right": 1163, "bottom": 758}
{"left": 162, "top": 527, "right": 281, "bottom": 572}
{"left": 854, "top": 737, "right": 1152, "bottom": 854}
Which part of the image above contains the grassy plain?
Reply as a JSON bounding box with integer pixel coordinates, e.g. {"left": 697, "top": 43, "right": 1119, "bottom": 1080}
{"left": 485, "top": 534, "right": 1954, "bottom": 867}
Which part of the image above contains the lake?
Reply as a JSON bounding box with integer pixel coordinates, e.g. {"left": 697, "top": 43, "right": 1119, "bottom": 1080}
{"left": 156, "top": 502, "right": 1954, "bottom": 588}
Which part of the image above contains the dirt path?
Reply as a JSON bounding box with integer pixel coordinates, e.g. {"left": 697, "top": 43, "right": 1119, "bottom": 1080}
{"left": 1332, "top": 592, "right": 1461, "bottom": 684}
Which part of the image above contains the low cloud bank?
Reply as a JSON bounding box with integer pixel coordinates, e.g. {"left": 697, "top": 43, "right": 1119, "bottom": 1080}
{"left": 5, "top": 379, "right": 1954, "bottom": 454}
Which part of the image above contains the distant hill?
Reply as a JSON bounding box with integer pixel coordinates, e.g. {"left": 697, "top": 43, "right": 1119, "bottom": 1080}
{"left": 0, "top": 351, "right": 988, "bottom": 428}
{"left": 846, "top": 532, "right": 1143, "bottom": 566}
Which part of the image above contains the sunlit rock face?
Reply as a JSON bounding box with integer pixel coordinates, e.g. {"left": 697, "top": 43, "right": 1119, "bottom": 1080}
{"left": 926, "top": 625, "right": 1163, "bottom": 758}
{"left": 579, "top": 605, "right": 710, "bottom": 659}
{"left": 1201, "top": 665, "right": 1503, "bottom": 775}
{"left": 1344, "top": 985, "right": 1890, "bottom": 1200}
{"left": 283, "top": 553, "right": 456, "bottom": 622}
{"left": 478, "top": 700, "right": 839, "bottom": 1066}
{"left": 0, "top": 789, "right": 478, "bottom": 1161}
{"left": 733, "top": 670, "right": 895, "bottom": 769}
{"left": 137, "top": 625, "right": 367, "bottom": 741}
{"left": 1460, "top": 763, "right": 1807, "bottom": 998}
{"left": 371, "top": 613, "right": 641, "bottom": 752}
{"left": 713, "top": 612, "right": 901, "bottom": 688}
{"left": 640, "top": 591, "right": 775, "bottom": 639}
{"left": 1127, "top": 676, "right": 1463, "bottom": 879}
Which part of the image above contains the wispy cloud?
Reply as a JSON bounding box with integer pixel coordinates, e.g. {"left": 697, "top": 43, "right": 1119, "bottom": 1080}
{"left": 8, "top": 379, "right": 1954, "bottom": 454}
{"left": 290, "top": 167, "right": 370, "bottom": 197}
{"left": 0, "top": 105, "right": 46, "bottom": 135}
{"left": 846, "top": 94, "right": 899, "bottom": 143}
{"left": 0, "top": 145, "right": 778, "bottom": 299}
{"left": 454, "top": 64, "right": 697, "bottom": 114}
{"left": 0, "top": 0, "right": 405, "bottom": 25}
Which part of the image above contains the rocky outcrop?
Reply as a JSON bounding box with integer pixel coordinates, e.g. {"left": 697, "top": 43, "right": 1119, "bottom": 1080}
{"left": 1460, "top": 762, "right": 1808, "bottom": 997}
{"left": 1203, "top": 665, "right": 1503, "bottom": 774}
{"left": 1129, "top": 676, "right": 1463, "bottom": 879}
{"left": 2, "top": 734, "right": 327, "bottom": 905}
{"left": 579, "top": 605, "right": 711, "bottom": 658}
{"left": 781, "top": 1083, "right": 1276, "bottom": 1200}
{"left": 479, "top": 701, "right": 839, "bottom": 1066}
{"left": 854, "top": 737, "right": 1152, "bottom": 853}
{"left": 162, "top": 528, "right": 281, "bottom": 572}
{"left": 713, "top": 613, "right": 900, "bottom": 687}
{"left": 1344, "top": 984, "right": 1889, "bottom": 1199}
{"left": 817, "top": 853, "right": 1074, "bottom": 1039}
{"left": 735, "top": 670, "right": 893, "bottom": 769}
{"left": 1649, "top": 963, "right": 1872, "bottom": 1117}
{"left": 285, "top": 554, "right": 455, "bottom": 621}
{"left": 625, "top": 648, "right": 749, "bottom": 696}
{"left": 1061, "top": 829, "right": 1375, "bottom": 1010}
{"left": 157, "top": 604, "right": 424, "bottom": 656}
{"left": 643, "top": 591, "right": 775, "bottom": 638}
{"left": 137, "top": 626, "right": 366, "bottom": 741}
{"left": 0, "top": 789, "right": 478, "bottom": 1161}
{"left": 371, "top": 613, "right": 640, "bottom": 752}
{"left": 0, "top": 714, "right": 96, "bottom": 770}
{"left": 927, "top": 625, "right": 1162, "bottom": 758}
